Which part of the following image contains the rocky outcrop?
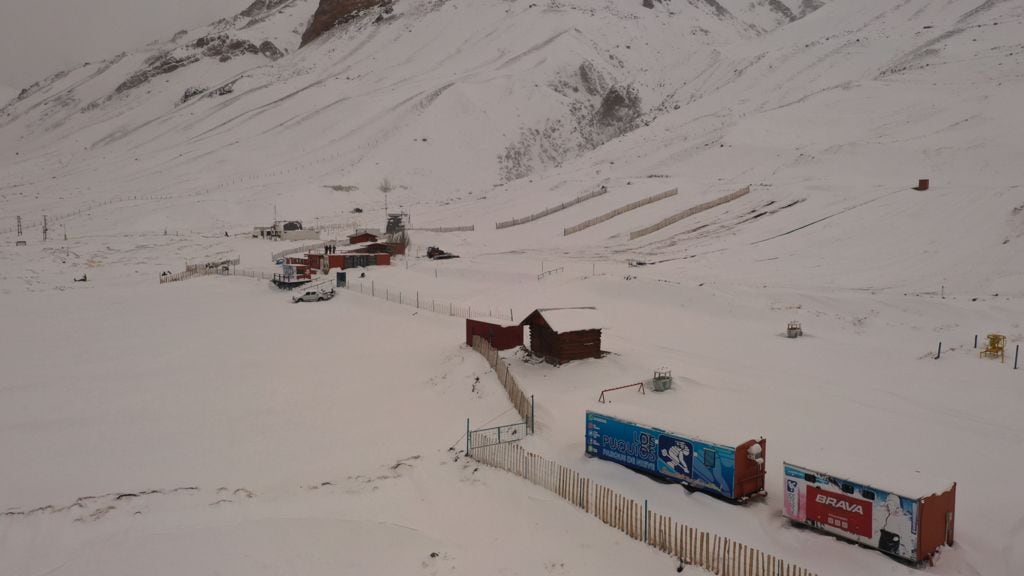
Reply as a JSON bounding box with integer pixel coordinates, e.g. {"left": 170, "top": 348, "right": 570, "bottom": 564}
{"left": 181, "top": 86, "right": 207, "bottom": 103}
{"left": 193, "top": 34, "right": 261, "bottom": 61}
{"left": 259, "top": 40, "right": 285, "bottom": 61}
{"left": 499, "top": 61, "right": 644, "bottom": 183}
{"left": 596, "top": 85, "right": 642, "bottom": 128}
{"left": 116, "top": 53, "right": 200, "bottom": 93}
{"left": 300, "top": 0, "right": 390, "bottom": 47}
{"left": 240, "top": 0, "right": 293, "bottom": 18}
{"left": 116, "top": 32, "right": 281, "bottom": 94}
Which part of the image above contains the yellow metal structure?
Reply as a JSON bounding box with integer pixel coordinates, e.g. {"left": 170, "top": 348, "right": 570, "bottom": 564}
{"left": 980, "top": 334, "right": 1006, "bottom": 362}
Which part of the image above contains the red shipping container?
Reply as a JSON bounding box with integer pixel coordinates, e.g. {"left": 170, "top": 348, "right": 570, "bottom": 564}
{"left": 327, "top": 254, "right": 345, "bottom": 269}
{"left": 466, "top": 319, "right": 524, "bottom": 350}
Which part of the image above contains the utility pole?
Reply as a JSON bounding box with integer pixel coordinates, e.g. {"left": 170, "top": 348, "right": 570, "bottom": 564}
{"left": 63, "top": 223, "right": 67, "bottom": 241}
{"left": 16, "top": 215, "right": 22, "bottom": 237}
{"left": 42, "top": 215, "right": 48, "bottom": 241}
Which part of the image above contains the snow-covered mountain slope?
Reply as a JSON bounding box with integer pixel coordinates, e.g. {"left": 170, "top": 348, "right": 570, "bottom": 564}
{"left": 2, "top": 1, "right": 1023, "bottom": 576}
{"left": 1, "top": 0, "right": 1021, "bottom": 295}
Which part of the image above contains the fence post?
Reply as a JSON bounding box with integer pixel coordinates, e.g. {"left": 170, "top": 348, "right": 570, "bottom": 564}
{"left": 372, "top": 281, "right": 375, "bottom": 297}
{"left": 466, "top": 418, "right": 470, "bottom": 454}
{"left": 528, "top": 391, "right": 536, "bottom": 432}
{"left": 644, "top": 499, "right": 648, "bottom": 543}
{"left": 935, "top": 341, "right": 942, "bottom": 360}
{"left": 1015, "top": 344, "right": 1020, "bottom": 370}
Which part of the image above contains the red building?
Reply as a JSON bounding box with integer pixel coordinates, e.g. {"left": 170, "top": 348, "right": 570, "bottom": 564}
{"left": 466, "top": 319, "right": 524, "bottom": 350}
{"left": 348, "top": 232, "right": 378, "bottom": 244}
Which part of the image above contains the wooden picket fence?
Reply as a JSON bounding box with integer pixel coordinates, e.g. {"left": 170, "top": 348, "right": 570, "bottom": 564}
{"left": 222, "top": 268, "right": 275, "bottom": 281}
{"left": 159, "top": 267, "right": 216, "bottom": 284}
{"left": 628, "top": 186, "right": 751, "bottom": 240}
{"left": 471, "top": 336, "right": 532, "bottom": 426}
{"left": 496, "top": 187, "right": 609, "bottom": 229}
{"left": 160, "top": 264, "right": 273, "bottom": 284}
{"left": 470, "top": 442, "right": 816, "bottom": 576}
{"left": 564, "top": 188, "right": 678, "bottom": 235}
{"left": 185, "top": 257, "right": 240, "bottom": 272}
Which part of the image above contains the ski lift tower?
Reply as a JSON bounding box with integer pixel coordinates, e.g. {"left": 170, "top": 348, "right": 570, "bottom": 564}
{"left": 386, "top": 212, "right": 409, "bottom": 235}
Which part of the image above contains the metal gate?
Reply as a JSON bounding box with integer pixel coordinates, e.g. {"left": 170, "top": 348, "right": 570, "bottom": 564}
{"left": 466, "top": 419, "right": 529, "bottom": 453}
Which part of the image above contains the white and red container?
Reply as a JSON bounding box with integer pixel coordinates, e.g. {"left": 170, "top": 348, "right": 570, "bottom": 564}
{"left": 783, "top": 461, "right": 955, "bottom": 563}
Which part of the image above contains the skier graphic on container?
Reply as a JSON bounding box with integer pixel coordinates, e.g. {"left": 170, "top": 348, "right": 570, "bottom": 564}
{"left": 657, "top": 436, "right": 693, "bottom": 479}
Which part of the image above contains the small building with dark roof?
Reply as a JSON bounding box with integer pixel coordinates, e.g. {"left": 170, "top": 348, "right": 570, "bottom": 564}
{"left": 519, "top": 307, "right": 606, "bottom": 365}
{"left": 348, "top": 231, "right": 378, "bottom": 244}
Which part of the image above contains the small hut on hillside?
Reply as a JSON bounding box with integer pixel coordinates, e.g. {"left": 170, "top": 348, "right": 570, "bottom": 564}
{"left": 520, "top": 307, "right": 606, "bottom": 365}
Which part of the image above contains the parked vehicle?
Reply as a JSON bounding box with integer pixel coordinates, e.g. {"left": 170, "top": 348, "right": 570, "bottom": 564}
{"left": 292, "top": 288, "right": 335, "bottom": 302}
{"left": 783, "top": 462, "right": 955, "bottom": 563}
{"left": 585, "top": 411, "right": 766, "bottom": 502}
{"left": 426, "top": 246, "right": 459, "bottom": 260}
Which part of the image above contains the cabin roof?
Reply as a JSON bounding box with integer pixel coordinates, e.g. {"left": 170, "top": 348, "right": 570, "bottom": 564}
{"left": 523, "top": 307, "right": 607, "bottom": 334}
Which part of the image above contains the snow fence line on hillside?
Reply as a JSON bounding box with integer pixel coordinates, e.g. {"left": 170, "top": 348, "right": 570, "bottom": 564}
{"left": 407, "top": 225, "right": 475, "bottom": 233}
{"left": 628, "top": 186, "right": 751, "bottom": 240}
{"left": 495, "top": 187, "right": 609, "bottom": 229}
{"left": 342, "top": 280, "right": 514, "bottom": 323}
{"left": 564, "top": 188, "right": 678, "bottom": 236}
{"left": 470, "top": 442, "right": 816, "bottom": 576}
{"left": 0, "top": 189, "right": 213, "bottom": 237}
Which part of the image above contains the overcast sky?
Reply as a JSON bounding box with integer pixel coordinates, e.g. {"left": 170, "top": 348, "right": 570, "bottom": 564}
{"left": 0, "top": 0, "right": 253, "bottom": 92}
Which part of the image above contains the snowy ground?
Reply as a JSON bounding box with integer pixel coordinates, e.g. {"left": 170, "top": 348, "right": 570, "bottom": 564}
{"left": 2, "top": 0, "right": 1024, "bottom": 575}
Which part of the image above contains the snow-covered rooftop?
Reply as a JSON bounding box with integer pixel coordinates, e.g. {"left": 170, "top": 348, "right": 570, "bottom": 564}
{"left": 533, "top": 307, "right": 607, "bottom": 334}
{"left": 784, "top": 457, "right": 956, "bottom": 501}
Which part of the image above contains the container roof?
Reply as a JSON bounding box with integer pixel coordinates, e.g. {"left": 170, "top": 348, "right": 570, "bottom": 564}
{"left": 783, "top": 455, "right": 955, "bottom": 500}
{"left": 529, "top": 307, "right": 607, "bottom": 333}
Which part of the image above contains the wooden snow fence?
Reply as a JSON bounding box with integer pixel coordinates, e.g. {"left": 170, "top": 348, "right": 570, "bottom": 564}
{"left": 564, "top": 188, "right": 678, "bottom": 236}
{"left": 220, "top": 268, "right": 275, "bottom": 281}
{"left": 469, "top": 441, "right": 816, "bottom": 576}
{"left": 471, "top": 336, "right": 533, "bottom": 426}
{"left": 495, "top": 187, "right": 609, "bottom": 229}
{"left": 159, "top": 267, "right": 216, "bottom": 283}
{"left": 160, "top": 265, "right": 272, "bottom": 284}
{"left": 185, "top": 257, "right": 240, "bottom": 273}
{"left": 628, "top": 186, "right": 751, "bottom": 240}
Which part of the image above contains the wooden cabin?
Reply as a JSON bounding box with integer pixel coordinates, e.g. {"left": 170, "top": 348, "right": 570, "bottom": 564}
{"left": 519, "top": 307, "right": 605, "bottom": 365}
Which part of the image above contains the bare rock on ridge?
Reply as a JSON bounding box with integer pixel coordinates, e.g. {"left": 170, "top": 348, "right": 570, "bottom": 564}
{"left": 300, "top": 0, "right": 390, "bottom": 47}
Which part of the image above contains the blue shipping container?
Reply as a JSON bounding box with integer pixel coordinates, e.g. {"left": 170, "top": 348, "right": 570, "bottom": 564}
{"left": 586, "top": 411, "right": 765, "bottom": 501}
